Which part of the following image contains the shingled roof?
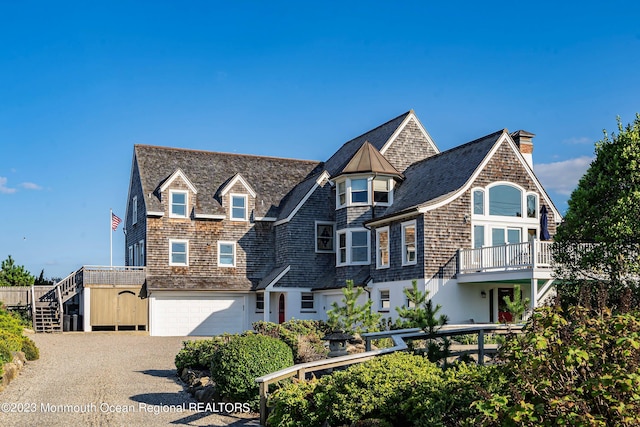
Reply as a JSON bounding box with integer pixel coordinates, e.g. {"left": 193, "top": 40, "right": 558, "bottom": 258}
{"left": 134, "top": 145, "right": 321, "bottom": 218}
{"left": 323, "top": 111, "right": 413, "bottom": 177}
{"left": 380, "top": 129, "right": 506, "bottom": 218}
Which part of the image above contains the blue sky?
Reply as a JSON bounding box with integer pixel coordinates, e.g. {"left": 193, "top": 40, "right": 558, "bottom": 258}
{"left": 1, "top": 1, "right": 639, "bottom": 279}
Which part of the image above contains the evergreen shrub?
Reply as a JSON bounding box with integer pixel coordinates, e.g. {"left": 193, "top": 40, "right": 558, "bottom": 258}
{"left": 211, "top": 333, "right": 293, "bottom": 407}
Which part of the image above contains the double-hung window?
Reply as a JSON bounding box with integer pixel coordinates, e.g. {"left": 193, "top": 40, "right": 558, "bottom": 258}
{"left": 376, "top": 227, "right": 390, "bottom": 269}
{"left": 379, "top": 290, "right": 390, "bottom": 311}
{"left": 401, "top": 220, "right": 417, "bottom": 266}
{"left": 230, "top": 194, "right": 248, "bottom": 221}
{"left": 301, "top": 293, "right": 314, "bottom": 310}
{"left": 170, "top": 239, "right": 188, "bottom": 266}
{"left": 218, "top": 241, "right": 236, "bottom": 267}
{"left": 170, "top": 190, "right": 188, "bottom": 218}
{"left": 256, "top": 293, "right": 264, "bottom": 312}
{"left": 336, "top": 229, "right": 370, "bottom": 265}
{"left": 373, "top": 178, "right": 392, "bottom": 205}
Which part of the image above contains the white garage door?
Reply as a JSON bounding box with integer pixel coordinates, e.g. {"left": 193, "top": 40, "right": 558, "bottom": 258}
{"left": 151, "top": 293, "right": 246, "bottom": 336}
{"left": 322, "top": 294, "right": 345, "bottom": 320}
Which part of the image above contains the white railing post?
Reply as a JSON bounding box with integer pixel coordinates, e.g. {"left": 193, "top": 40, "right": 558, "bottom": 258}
{"left": 532, "top": 238, "right": 538, "bottom": 269}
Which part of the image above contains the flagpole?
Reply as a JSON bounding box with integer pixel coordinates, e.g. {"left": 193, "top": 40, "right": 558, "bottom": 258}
{"left": 110, "top": 208, "right": 113, "bottom": 268}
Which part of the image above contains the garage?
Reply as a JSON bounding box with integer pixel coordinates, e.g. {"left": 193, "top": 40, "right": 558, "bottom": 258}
{"left": 149, "top": 292, "right": 247, "bottom": 336}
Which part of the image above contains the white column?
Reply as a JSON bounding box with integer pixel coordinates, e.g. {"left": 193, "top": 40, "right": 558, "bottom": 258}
{"left": 531, "top": 278, "right": 538, "bottom": 308}
{"left": 263, "top": 291, "right": 270, "bottom": 322}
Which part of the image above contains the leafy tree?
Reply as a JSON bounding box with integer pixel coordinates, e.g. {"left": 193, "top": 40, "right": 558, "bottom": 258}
{"left": 554, "top": 114, "right": 640, "bottom": 313}
{"left": 327, "top": 280, "right": 381, "bottom": 334}
{"left": 502, "top": 285, "right": 530, "bottom": 323}
{"left": 0, "top": 255, "right": 35, "bottom": 287}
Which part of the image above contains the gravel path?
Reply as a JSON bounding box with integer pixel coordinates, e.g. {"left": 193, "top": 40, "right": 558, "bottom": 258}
{"left": 0, "top": 332, "right": 260, "bottom": 426}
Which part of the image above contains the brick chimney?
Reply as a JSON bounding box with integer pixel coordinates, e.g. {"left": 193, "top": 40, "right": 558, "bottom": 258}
{"left": 511, "top": 130, "right": 535, "bottom": 169}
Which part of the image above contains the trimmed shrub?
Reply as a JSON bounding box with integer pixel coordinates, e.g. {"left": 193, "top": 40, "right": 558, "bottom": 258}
{"left": 21, "top": 336, "right": 39, "bottom": 361}
{"left": 253, "top": 319, "right": 329, "bottom": 363}
{"left": 211, "top": 333, "right": 293, "bottom": 407}
{"left": 0, "top": 339, "right": 12, "bottom": 365}
{"left": 174, "top": 335, "right": 234, "bottom": 373}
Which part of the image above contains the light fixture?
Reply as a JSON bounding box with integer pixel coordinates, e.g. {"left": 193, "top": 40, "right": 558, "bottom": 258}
{"left": 480, "top": 290, "right": 487, "bottom": 299}
{"left": 463, "top": 214, "right": 469, "bottom": 223}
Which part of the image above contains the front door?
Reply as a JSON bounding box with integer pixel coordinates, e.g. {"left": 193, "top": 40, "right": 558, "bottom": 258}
{"left": 498, "top": 288, "right": 514, "bottom": 323}
{"left": 278, "top": 294, "right": 285, "bottom": 324}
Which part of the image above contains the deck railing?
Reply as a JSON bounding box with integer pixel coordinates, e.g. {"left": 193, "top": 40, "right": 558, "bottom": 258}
{"left": 459, "top": 240, "right": 555, "bottom": 274}
{"left": 82, "top": 265, "right": 146, "bottom": 286}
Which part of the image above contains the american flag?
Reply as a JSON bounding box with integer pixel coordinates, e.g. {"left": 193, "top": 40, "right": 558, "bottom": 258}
{"left": 112, "top": 212, "right": 122, "bottom": 231}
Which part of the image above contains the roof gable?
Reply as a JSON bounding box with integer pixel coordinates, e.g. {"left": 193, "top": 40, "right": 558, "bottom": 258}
{"left": 158, "top": 168, "right": 198, "bottom": 194}
{"left": 219, "top": 173, "right": 257, "bottom": 198}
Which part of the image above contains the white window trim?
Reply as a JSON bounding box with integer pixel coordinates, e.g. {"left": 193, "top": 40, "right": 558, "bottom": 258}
{"left": 315, "top": 221, "right": 336, "bottom": 253}
{"left": 132, "top": 196, "right": 138, "bottom": 225}
{"left": 128, "top": 245, "right": 134, "bottom": 266}
{"left": 256, "top": 293, "right": 264, "bottom": 313}
{"left": 401, "top": 220, "right": 417, "bottom": 266}
{"left": 335, "top": 176, "right": 371, "bottom": 208}
{"left": 138, "top": 239, "right": 145, "bottom": 266}
{"left": 301, "top": 292, "right": 315, "bottom": 311}
{"left": 372, "top": 177, "right": 394, "bottom": 207}
{"left": 217, "top": 241, "right": 236, "bottom": 268}
{"left": 376, "top": 226, "right": 390, "bottom": 269}
{"left": 169, "top": 239, "right": 189, "bottom": 266}
{"left": 472, "top": 187, "right": 485, "bottom": 216}
{"left": 526, "top": 192, "right": 539, "bottom": 219}
{"left": 336, "top": 228, "right": 370, "bottom": 266}
{"left": 169, "top": 189, "right": 189, "bottom": 218}
{"left": 230, "top": 193, "right": 249, "bottom": 221}
{"left": 379, "top": 289, "right": 390, "bottom": 312}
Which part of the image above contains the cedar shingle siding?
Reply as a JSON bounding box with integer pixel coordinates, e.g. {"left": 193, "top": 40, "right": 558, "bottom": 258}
{"left": 126, "top": 110, "right": 560, "bottom": 295}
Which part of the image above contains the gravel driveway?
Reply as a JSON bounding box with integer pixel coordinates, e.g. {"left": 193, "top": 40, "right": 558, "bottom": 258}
{"left": 0, "top": 332, "right": 259, "bottom": 426}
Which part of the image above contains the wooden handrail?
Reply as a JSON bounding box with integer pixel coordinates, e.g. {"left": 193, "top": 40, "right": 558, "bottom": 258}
{"left": 255, "top": 325, "right": 522, "bottom": 425}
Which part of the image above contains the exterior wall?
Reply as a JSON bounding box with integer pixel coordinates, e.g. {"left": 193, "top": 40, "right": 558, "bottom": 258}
{"left": 125, "top": 159, "right": 147, "bottom": 266}
{"left": 382, "top": 117, "right": 438, "bottom": 173}
{"left": 315, "top": 289, "right": 368, "bottom": 322}
{"left": 275, "top": 181, "right": 336, "bottom": 288}
{"left": 145, "top": 174, "right": 275, "bottom": 288}
{"left": 371, "top": 214, "right": 424, "bottom": 284}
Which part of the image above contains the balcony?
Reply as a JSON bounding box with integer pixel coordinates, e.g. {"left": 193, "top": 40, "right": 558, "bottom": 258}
{"left": 457, "top": 240, "right": 555, "bottom": 284}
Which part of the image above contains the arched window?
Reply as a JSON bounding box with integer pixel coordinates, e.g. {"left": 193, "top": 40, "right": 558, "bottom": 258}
{"left": 489, "top": 185, "right": 522, "bottom": 217}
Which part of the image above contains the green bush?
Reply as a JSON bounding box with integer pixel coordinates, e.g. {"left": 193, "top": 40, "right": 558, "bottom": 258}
{"left": 0, "top": 329, "right": 23, "bottom": 352}
{"left": 0, "top": 309, "right": 24, "bottom": 336}
{"left": 21, "top": 336, "right": 39, "bottom": 361}
{"left": 253, "top": 319, "right": 329, "bottom": 363}
{"left": 0, "top": 339, "right": 12, "bottom": 365}
{"left": 174, "top": 335, "right": 233, "bottom": 372}
{"left": 211, "top": 333, "right": 293, "bottom": 408}
{"left": 474, "top": 306, "right": 640, "bottom": 426}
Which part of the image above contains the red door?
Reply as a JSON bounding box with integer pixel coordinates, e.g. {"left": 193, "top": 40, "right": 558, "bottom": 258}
{"left": 498, "top": 288, "right": 514, "bottom": 323}
{"left": 278, "top": 294, "right": 285, "bottom": 324}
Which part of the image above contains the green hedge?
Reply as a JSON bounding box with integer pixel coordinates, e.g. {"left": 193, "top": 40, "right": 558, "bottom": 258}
{"left": 268, "top": 352, "right": 495, "bottom": 427}
{"left": 175, "top": 335, "right": 233, "bottom": 372}
{"left": 0, "top": 305, "right": 40, "bottom": 377}
{"left": 211, "top": 333, "right": 293, "bottom": 408}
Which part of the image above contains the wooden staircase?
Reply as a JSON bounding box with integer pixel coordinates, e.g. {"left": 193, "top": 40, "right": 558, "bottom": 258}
{"left": 32, "top": 268, "right": 83, "bottom": 333}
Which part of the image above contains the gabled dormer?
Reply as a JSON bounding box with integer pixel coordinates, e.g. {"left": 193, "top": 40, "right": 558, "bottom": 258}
{"left": 218, "top": 173, "right": 257, "bottom": 222}
{"left": 158, "top": 168, "right": 198, "bottom": 219}
{"left": 333, "top": 141, "right": 404, "bottom": 209}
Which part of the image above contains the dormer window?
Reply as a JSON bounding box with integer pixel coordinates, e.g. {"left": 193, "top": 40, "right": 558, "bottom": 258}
{"left": 170, "top": 190, "right": 188, "bottom": 218}
{"left": 230, "top": 194, "right": 248, "bottom": 221}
